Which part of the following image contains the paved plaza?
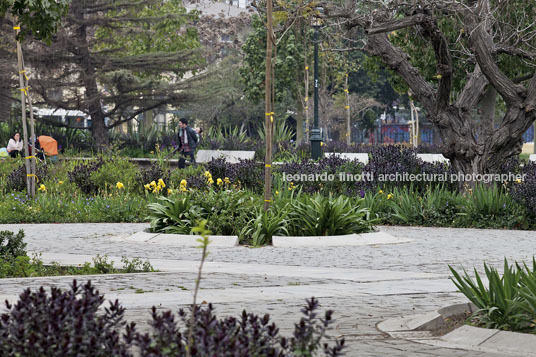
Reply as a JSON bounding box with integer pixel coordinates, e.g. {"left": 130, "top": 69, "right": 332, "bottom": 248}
{"left": 0, "top": 223, "right": 535, "bottom": 356}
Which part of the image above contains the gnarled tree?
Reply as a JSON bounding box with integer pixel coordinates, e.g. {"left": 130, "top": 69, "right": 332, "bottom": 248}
{"left": 324, "top": 0, "right": 536, "bottom": 179}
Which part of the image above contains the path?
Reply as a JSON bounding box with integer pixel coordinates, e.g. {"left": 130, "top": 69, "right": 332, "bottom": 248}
{"left": 1, "top": 223, "right": 534, "bottom": 356}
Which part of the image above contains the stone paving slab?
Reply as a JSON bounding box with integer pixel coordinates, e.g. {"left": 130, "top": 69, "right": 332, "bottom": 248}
{"left": 479, "top": 330, "right": 536, "bottom": 355}
{"left": 149, "top": 233, "right": 238, "bottom": 247}
{"left": 112, "top": 232, "right": 238, "bottom": 247}
{"left": 3, "top": 224, "right": 536, "bottom": 356}
{"left": 32, "top": 252, "right": 446, "bottom": 282}
{"left": 272, "top": 231, "right": 412, "bottom": 247}
{"left": 441, "top": 325, "right": 499, "bottom": 347}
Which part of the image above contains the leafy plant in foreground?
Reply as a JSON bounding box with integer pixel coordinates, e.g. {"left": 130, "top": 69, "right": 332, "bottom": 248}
{"left": 0, "top": 280, "right": 134, "bottom": 357}
{"left": 449, "top": 259, "right": 534, "bottom": 332}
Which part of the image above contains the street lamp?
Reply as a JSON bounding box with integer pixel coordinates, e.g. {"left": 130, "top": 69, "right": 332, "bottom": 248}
{"left": 310, "top": 15, "right": 322, "bottom": 160}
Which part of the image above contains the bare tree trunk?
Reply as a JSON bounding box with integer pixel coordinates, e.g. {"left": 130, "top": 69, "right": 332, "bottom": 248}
{"left": 0, "top": 86, "right": 11, "bottom": 122}
{"left": 295, "top": 96, "right": 304, "bottom": 144}
{"left": 479, "top": 86, "right": 497, "bottom": 139}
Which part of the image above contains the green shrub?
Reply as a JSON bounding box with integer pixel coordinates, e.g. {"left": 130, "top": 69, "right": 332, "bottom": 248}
{"left": 289, "top": 194, "right": 375, "bottom": 236}
{"left": 91, "top": 159, "right": 139, "bottom": 193}
{"left": 449, "top": 259, "right": 535, "bottom": 332}
{"left": 147, "top": 195, "right": 199, "bottom": 234}
{"left": 0, "top": 230, "right": 27, "bottom": 260}
{"left": 459, "top": 185, "right": 526, "bottom": 228}
{"left": 240, "top": 207, "right": 289, "bottom": 246}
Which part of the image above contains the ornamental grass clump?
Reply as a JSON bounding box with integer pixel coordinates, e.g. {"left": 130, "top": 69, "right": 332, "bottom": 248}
{"left": 289, "top": 194, "right": 375, "bottom": 236}
{"left": 449, "top": 258, "right": 536, "bottom": 333}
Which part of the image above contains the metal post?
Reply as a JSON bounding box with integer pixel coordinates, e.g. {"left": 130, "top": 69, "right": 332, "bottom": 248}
{"left": 310, "top": 23, "right": 322, "bottom": 160}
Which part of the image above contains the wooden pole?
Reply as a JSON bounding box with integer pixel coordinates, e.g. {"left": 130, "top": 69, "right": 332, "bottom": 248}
{"left": 345, "top": 73, "right": 351, "bottom": 145}
{"left": 21, "top": 53, "right": 37, "bottom": 197}
{"left": 264, "top": 0, "right": 274, "bottom": 211}
{"left": 14, "top": 23, "right": 34, "bottom": 196}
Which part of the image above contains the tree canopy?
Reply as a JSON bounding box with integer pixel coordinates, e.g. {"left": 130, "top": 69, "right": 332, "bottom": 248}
{"left": 321, "top": 0, "right": 536, "bottom": 177}
{"left": 25, "top": 0, "right": 204, "bottom": 147}
{"left": 0, "top": 0, "right": 69, "bottom": 43}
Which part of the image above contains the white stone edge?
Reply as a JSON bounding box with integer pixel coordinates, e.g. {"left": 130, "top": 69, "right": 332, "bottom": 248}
{"left": 377, "top": 302, "right": 536, "bottom": 356}
{"left": 115, "top": 230, "right": 412, "bottom": 248}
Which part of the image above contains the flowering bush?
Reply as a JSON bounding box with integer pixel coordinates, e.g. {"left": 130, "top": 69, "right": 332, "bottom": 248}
{"left": 0, "top": 281, "right": 344, "bottom": 356}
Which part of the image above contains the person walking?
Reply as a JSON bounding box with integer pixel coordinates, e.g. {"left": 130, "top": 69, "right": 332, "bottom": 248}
{"left": 178, "top": 118, "right": 198, "bottom": 169}
{"left": 7, "top": 132, "right": 23, "bottom": 158}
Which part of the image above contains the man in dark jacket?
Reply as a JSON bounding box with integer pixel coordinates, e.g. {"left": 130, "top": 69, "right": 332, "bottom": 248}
{"left": 178, "top": 118, "right": 198, "bottom": 168}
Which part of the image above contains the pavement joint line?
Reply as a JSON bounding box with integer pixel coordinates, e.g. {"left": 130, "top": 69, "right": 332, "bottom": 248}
{"left": 30, "top": 252, "right": 447, "bottom": 282}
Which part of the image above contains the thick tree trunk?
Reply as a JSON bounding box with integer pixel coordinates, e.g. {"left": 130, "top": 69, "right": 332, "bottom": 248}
{"left": 479, "top": 85, "right": 497, "bottom": 138}
{"left": 0, "top": 86, "right": 11, "bottom": 122}
{"left": 71, "top": 2, "right": 109, "bottom": 150}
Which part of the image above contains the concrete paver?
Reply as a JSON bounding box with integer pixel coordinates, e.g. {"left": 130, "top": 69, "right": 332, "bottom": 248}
{"left": 0, "top": 223, "right": 534, "bottom": 356}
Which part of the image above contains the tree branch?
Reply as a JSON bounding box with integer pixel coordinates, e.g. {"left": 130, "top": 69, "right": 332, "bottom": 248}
{"left": 455, "top": 64, "right": 489, "bottom": 111}
{"left": 466, "top": 1, "right": 526, "bottom": 105}
{"left": 365, "top": 33, "right": 436, "bottom": 112}
{"left": 366, "top": 14, "right": 427, "bottom": 35}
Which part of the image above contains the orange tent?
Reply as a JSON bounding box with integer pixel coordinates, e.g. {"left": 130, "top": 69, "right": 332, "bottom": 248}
{"left": 38, "top": 136, "right": 58, "bottom": 156}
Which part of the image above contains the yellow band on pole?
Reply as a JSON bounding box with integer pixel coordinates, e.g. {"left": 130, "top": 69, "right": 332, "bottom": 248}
{"left": 264, "top": 199, "right": 272, "bottom": 203}
{"left": 26, "top": 174, "right": 39, "bottom": 182}
{"left": 344, "top": 89, "right": 349, "bottom": 93}
{"left": 13, "top": 26, "right": 20, "bottom": 30}
{"left": 20, "top": 87, "right": 29, "bottom": 95}
{"left": 345, "top": 106, "right": 350, "bottom": 109}
{"left": 304, "top": 97, "right": 308, "bottom": 102}
{"left": 265, "top": 164, "right": 271, "bottom": 168}
{"left": 25, "top": 156, "right": 35, "bottom": 159}
{"left": 305, "top": 66, "right": 309, "bottom": 70}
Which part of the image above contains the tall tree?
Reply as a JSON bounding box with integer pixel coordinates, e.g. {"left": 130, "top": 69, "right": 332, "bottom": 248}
{"left": 25, "top": 0, "right": 203, "bottom": 148}
{"left": 0, "top": 0, "right": 69, "bottom": 122}
{"left": 324, "top": 0, "right": 536, "bottom": 180}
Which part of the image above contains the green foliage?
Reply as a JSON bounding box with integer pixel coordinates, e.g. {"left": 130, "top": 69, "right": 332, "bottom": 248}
{"left": 240, "top": 207, "right": 289, "bottom": 246}
{"left": 289, "top": 194, "right": 375, "bottom": 236}
{"left": 146, "top": 196, "right": 198, "bottom": 234}
{"left": 0, "top": 0, "right": 69, "bottom": 43}
{"left": 388, "top": 186, "right": 461, "bottom": 226}
{"left": 460, "top": 185, "right": 527, "bottom": 229}
{"left": 240, "top": 14, "right": 306, "bottom": 103}
{"left": 0, "top": 191, "right": 148, "bottom": 223}
{"left": 90, "top": 159, "right": 139, "bottom": 193}
{"left": 0, "top": 229, "right": 26, "bottom": 260}
{"left": 449, "top": 259, "right": 536, "bottom": 332}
